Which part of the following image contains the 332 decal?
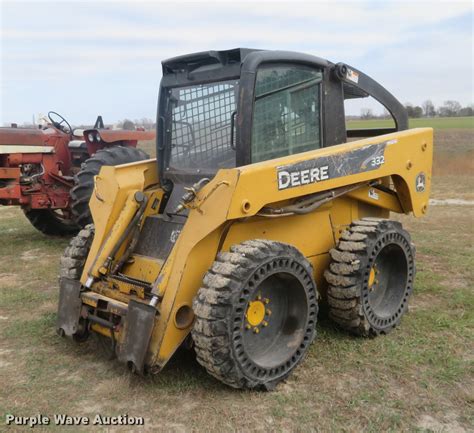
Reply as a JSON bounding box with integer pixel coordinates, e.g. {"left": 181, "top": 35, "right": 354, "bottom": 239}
{"left": 370, "top": 155, "right": 385, "bottom": 167}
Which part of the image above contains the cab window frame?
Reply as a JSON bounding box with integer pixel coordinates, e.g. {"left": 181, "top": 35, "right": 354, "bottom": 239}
{"left": 236, "top": 55, "right": 330, "bottom": 167}
{"left": 250, "top": 63, "right": 323, "bottom": 163}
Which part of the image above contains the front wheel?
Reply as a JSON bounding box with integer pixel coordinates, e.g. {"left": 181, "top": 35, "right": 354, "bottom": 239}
{"left": 325, "top": 218, "right": 416, "bottom": 336}
{"left": 58, "top": 224, "right": 95, "bottom": 342}
{"left": 192, "top": 240, "right": 318, "bottom": 390}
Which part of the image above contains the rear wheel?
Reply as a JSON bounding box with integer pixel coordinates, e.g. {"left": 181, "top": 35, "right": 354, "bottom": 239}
{"left": 192, "top": 240, "right": 318, "bottom": 390}
{"left": 70, "top": 146, "right": 149, "bottom": 227}
{"left": 23, "top": 208, "right": 79, "bottom": 236}
{"left": 325, "top": 218, "right": 415, "bottom": 336}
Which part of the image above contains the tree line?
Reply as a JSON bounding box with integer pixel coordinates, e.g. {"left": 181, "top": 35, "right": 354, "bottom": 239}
{"left": 360, "top": 100, "right": 473, "bottom": 119}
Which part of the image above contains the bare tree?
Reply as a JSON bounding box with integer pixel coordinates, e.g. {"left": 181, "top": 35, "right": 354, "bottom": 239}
{"left": 135, "top": 118, "right": 155, "bottom": 130}
{"left": 422, "top": 100, "right": 436, "bottom": 117}
{"left": 438, "top": 100, "right": 462, "bottom": 117}
{"left": 360, "top": 108, "right": 373, "bottom": 119}
{"left": 117, "top": 119, "right": 135, "bottom": 130}
{"left": 459, "top": 104, "right": 474, "bottom": 117}
{"left": 413, "top": 106, "right": 423, "bottom": 118}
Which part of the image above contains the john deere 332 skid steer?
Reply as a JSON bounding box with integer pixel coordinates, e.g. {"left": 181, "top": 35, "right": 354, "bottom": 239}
{"left": 57, "top": 48, "right": 433, "bottom": 390}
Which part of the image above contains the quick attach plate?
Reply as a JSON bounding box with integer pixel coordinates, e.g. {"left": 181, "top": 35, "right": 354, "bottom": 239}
{"left": 117, "top": 299, "right": 156, "bottom": 374}
{"left": 57, "top": 278, "right": 83, "bottom": 337}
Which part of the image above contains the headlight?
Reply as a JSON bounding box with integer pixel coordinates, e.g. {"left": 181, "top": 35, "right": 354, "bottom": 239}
{"left": 95, "top": 132, "right": 101, "bottom": 142}
{"left": 87, "top": 132, "right": 95, "bottom": 142}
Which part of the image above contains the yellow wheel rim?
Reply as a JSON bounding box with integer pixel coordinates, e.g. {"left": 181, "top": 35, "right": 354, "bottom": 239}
{"left": 246, "top": 300, "right": 266, "bottom": 327}
{"left": 368, "top": 267, "right": 376, "bottom": 287}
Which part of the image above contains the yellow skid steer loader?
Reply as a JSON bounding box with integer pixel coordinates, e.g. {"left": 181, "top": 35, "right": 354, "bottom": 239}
{"left": 57, "top": 48, "right": 432, "bottom": 390}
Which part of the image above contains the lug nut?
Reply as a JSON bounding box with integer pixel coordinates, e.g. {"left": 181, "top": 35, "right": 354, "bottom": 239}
{"left": 253, "top": 327, "right": 260, "bottom": 334}
{"left": 262, "top": 321, "right": 268, "bottom": 327}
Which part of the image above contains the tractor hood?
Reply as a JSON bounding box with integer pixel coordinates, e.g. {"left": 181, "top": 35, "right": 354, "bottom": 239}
{"left": 0, "top": 127, "right": 48, "bottom": 146}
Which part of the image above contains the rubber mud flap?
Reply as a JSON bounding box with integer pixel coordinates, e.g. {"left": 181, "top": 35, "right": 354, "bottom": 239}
{"left": 117, "top": 300, "right": 156, "bottom": 374}
{"left": 57, "top": 278, "right": 83, "bottom": 337}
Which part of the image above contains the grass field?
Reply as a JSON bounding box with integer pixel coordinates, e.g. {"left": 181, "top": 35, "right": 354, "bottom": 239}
{"left": 0, "top": 127, "right": 473, "bottom": 432}
{"left": 347, "top": 116, "right": 474, "bottom": 130}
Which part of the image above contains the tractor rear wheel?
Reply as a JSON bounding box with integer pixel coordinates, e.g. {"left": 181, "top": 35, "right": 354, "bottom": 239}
{"left": 192, "top": 240, "right": 318, "bottom": 390}
{"left": 325, "top": 218, "right": 415, "bottom": 336}
{"left": 70, "top": 146, "right": 149, "bottom": 228}
{"left": 23, "top": 209, "right": 79, "bottom": 236}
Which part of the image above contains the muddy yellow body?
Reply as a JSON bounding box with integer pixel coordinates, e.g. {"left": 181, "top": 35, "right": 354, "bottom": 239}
{"left": 78, "top": 128, "right": 432, "bottom": 370}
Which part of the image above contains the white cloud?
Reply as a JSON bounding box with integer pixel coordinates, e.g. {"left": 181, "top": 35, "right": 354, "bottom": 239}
{"left": 0, "top": 0, "right": 472, "bottom": 123}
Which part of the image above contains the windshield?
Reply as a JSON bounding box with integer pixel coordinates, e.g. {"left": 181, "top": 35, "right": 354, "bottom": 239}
{"left": 166, "top": 79, "right": 239, "bottom": 172}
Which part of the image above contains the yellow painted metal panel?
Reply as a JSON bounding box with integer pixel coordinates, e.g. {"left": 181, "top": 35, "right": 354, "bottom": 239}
{"left": 80, "top": 159, "right": 161, "bottom": 284}
{"left": 80, "top": 128, "right": 433, "bottom": 372}
{"left": 222, "top": 210, "right": 334, "bottom": 258}
{"left": 122, "top": 254, "right": 163, "bottom": 284}
{"left": 227, "top": 128, "right": 432, "bottom": 219}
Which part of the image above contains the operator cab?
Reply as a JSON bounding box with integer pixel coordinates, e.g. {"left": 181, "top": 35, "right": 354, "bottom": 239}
{"left": 143, "top": 47, "right": 409, "bottom": 252}
{"left": 156, "top": 48, "right": 408, "bottom": 186}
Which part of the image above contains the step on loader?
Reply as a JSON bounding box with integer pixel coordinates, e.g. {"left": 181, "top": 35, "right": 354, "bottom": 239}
{"left": 57, "top": 48, "right": 433, "bottom": 390}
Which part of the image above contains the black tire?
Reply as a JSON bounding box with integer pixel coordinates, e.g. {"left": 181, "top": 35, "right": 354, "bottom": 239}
{"left": 59, "top": 224, "right": 94, "bottom": 283}
{"left": 59, "top": 224, "right": 95, "bottom": 342}
{"left": 192, "top": 240, "right": 318, "bottom": 390}
{"left": 325, "top": 218, "right": 415, "bottom": 336}
{"left": 23, "top": 209, "right": 79, "bottom": 236}
{"left": 70, "top": 146, "right": 149, "bottom": 227}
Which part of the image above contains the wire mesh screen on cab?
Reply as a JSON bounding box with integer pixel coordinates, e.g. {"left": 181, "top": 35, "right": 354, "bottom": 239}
{"left": 168, "top": 80, "right": 239, "bottom": 171}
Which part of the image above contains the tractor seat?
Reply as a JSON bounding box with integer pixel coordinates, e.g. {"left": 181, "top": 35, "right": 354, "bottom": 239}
{"left": 72, "top": 128, "right": 85, "bottom": 138}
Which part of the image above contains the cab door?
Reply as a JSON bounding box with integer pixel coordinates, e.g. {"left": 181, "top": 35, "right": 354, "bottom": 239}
{"left": 250, "top": 64, "right": 323, "bottom": 163}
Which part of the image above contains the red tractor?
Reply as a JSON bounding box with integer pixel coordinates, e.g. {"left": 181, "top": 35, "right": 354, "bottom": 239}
{"left": 0, "top": 112, "right": 153, "bottom": 235}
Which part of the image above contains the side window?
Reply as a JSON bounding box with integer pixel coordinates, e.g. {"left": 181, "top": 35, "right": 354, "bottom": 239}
{"left": 251, "top": 65, "right": 322, "bottom": 163}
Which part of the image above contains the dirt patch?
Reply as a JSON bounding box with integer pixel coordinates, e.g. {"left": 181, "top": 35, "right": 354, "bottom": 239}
{"left": 0, "top": 273, "right": 18, "bottom": 286}
{"left": 21, "top": 248, "right": 43, "bottom": 261}
{"left": 410, "top": 293, "right": 443, "bottom": 310}
{"left": 417, "top": 413, "right": 467, "bottom": 433}
{"left": 430, "top": 198, "right": 474, "bottom": 206}
{"left": 0, "top": 348, "right": 13, "bottom": 368}
{"left": 73, "top": 399, "right": 106, "bottom": 417}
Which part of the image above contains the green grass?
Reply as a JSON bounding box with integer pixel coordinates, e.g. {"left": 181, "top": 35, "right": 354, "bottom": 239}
{"left": 347, "top": 116, "right": 474, "bottom": 130}
{"left": 0, "top": 130, "right": 473, "bottom": 432}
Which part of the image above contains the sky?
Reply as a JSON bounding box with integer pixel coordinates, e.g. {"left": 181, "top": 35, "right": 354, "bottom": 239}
{"left": 0, "top": 0, "right": 473, "bottom": 126}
